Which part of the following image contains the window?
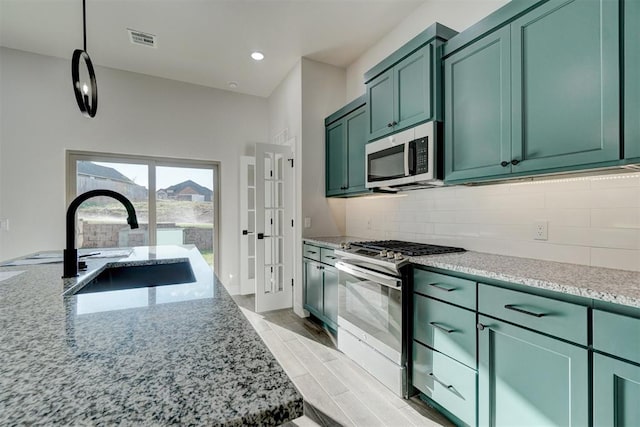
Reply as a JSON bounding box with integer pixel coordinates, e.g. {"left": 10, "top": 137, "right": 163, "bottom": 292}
{"left": 67, "top": 152, "right": 219, "bottom": 269}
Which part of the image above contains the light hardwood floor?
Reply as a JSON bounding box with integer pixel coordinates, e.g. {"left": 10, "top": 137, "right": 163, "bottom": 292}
{"left": 232, "top": 295, "right": 453, "bottom": 427}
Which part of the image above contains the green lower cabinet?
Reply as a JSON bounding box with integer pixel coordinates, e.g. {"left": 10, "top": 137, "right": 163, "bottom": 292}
{"left": 625, "top": 0, "right": 640, "bottom": 160}
{"left": 593, "top": 354, "right": 640, "bottom": 426}
{"left": 477, "top": 315, "right": 588, "bottom": 426}
{"left": 303, "top": 259, "right": 323, "bottom": 317}
{"left": 413, "top": 342, "right": 476, "bottom": 427}
{"left": 302, "top": 248, "right": 338, "bottom": 331}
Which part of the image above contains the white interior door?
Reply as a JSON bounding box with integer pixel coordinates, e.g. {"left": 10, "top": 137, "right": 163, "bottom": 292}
{"left": 255, "top": 143, "right": 294, "bottom": 313}
{"left": 239, "top": 156, "right": 256, "bottom": 295}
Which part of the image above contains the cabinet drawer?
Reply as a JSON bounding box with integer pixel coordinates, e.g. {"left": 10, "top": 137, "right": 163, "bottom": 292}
{"left": 320, "top": 248, "right": 338, "bottom": 265}
{"left": 412, "top": 342, "right": 476, "bottom": 427}
{"left": 593, "top": 310, "right": 640, "bottom": 365}
{"left": 414, "top": 269, "right": 476, "bottom": 310}
{"left": 413, "top": 294, "right": 476, "bottom": 369}
{"left": 303, "top": 244, "right": 320, "bottom": 261}
{"left": 478, "top": 283, "right": 587, "bottom": 345}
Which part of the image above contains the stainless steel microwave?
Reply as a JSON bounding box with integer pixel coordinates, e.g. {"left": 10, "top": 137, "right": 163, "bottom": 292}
{"left": 365, "top": 122, "right": 442, "bottom": 190}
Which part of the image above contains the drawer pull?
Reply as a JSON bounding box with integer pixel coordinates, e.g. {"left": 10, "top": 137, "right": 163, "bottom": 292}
{"left": 504, "top": 304, "right": 547, "bottom": 318}
{"left": 430, "top": 321, "right": 456, "bottom": 334}
{"left": 428, "top": 282, "right": 456, "bottom": 292}
{"left": 325, "top": 256, "right": 336, "bottom": 259}
{"left": 306, "top": 250, "right": 317, "bottom": 254}
{"left": 428, "top": 372, "right": 454, "bottom": 390}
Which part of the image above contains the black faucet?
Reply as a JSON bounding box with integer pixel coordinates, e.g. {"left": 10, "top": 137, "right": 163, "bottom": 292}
{"left": 63, "top": 189, "right": 139, "bottom": 278}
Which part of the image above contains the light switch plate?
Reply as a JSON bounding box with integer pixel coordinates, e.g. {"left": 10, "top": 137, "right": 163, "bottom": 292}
{"left": 0, "top": 218, "right": 8, "bottom": 231}
{"left": 304, "top": 217, "right": 311, "bottom": 228}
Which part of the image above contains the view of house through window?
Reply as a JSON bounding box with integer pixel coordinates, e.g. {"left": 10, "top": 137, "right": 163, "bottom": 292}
{"left": 70, "top": 154, "right": 217, "bottom": 269}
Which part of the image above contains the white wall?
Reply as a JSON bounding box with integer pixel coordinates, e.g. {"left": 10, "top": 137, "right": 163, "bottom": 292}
{"left": 346, "top": 175, "right": 640, "bottom": 271}
{"left": 267, "top": 58, "right": 347, "bottom": 316}
{"left": 346, "top": 0, "right": 509, "bottom": 101}
{"left": 0, "top": 47, "right": 269, "bottom": 293}
{"left": 301, "top": 58, "right": 347, "bottom": 238}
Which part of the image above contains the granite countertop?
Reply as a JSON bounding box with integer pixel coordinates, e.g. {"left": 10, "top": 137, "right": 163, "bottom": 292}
{"left": 304, "top": 236, "right": 640, "bottom": 309}
{"left": 302, "top": 236, "right": 366, "bottom": 249}
{"left": 0, "top": 245, "right": 303, "bottom": 426}
{"left": 411, "top": 251, "right": 640, "bottom": 309}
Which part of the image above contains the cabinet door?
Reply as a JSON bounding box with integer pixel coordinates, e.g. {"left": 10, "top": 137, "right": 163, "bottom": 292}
{"left": 510, "top": 0, "right": 620, "bottom": 173}
{"left": 325, "top": 119, "right": 347, "bottom": 196}
{"left": 477, "top": 315, "right": 588, "bottom": 426}
{"left": 322, "top": 265, "right": 338, "bottom": 328}
{"left": 345, "top": 106, "right": 368, "bottom": 195}
{"left": 444, "top": 27, "right": 512, "bottom": 183}
{"left": 367, "top": 69, "right": 394, "bottom": 141}
{"left": 594, "top": 354, "right": 640, "bottom": 426}
{"left": 394, "top": 44, "right": 432, "bottom": 132}
{"left": 625, "top": 0, "right": 640, "bottom": 160}
{"left": 303, "top": 260, "right": 323, "bottom": 317}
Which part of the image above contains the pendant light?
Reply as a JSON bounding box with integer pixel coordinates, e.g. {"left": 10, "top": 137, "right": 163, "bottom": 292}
{"left": 71, "top": 0, "right": 97, "bottom": 118}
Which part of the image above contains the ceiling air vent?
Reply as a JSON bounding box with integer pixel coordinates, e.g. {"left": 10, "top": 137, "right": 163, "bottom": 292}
{"left": 127, "top": 29, "right": 157, "bottom": 48}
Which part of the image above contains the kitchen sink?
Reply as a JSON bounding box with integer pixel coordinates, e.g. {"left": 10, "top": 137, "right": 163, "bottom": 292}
{"left": 75, "top": 260, "right": 196, "bottom": 294}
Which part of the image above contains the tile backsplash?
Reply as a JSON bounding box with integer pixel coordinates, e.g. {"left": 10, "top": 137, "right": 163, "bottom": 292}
{"left": 345, "top": 172, "right": 640, "bottom": 271}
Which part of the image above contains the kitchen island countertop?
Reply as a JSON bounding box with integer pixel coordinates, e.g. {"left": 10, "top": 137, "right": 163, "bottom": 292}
{"left": 0, "top": 245, "right": 303, "bottom": 426}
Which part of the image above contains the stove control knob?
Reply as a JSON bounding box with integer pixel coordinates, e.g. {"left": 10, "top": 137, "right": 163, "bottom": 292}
{"left": 394, "top": 253, "right": 404, "bottom": 260}
{"left": 379, "top": 250, "right": 387, "bottom": 257}
{"left": 387, "top": 251, "right": 396, "bottom": 259}
{"left": 341, "top": 242, "right": 351, "bottom": 250}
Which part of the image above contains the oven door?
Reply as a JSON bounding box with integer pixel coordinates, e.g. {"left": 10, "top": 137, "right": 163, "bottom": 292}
{"left": 335, "top": 261, "right": 402, "bottom": 364}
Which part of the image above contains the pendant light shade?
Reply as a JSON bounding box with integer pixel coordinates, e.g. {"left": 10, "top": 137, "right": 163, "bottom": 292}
{"left": 71, "top": 0, "right": 97, "bottom": 118}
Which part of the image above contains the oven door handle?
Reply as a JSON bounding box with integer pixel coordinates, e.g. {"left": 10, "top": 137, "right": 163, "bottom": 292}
{"left": 335, "top": 261, "right": 401, "bottom": 289}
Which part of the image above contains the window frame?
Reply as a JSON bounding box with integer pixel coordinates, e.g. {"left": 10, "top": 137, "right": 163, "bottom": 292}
{"left": 66, "top": 150, "right": 220, "bottom": 269}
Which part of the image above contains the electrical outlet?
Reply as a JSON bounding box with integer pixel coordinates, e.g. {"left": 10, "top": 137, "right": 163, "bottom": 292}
{"left": 533, "top": 221, "right": 548, "bottom": 241}
{"left": 304, "top": 217, "right": 311, "bottom": 229}
{"left": 0, "top": 218, "right": 8, "bottom": 231}
{"left": 367, "top": 219, "right": 372, "bottom": 229}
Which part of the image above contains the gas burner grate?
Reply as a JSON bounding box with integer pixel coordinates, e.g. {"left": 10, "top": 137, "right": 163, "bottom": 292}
{"left": 351, "top": 240, "right": 465, "bottom": 256}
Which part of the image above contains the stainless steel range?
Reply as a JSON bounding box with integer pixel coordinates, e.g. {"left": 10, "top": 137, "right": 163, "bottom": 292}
{"left": 334, "top": 240, "right": 465, "bottom": 397}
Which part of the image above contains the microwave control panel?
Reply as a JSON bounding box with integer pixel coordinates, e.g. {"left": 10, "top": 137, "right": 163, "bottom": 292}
{"left": 413, "top": 137, "right": 429, "bottom": 174}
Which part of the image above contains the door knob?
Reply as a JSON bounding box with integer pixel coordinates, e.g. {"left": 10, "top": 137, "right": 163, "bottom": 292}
{"left": 500, "top": 161, "right": 510, "bottom": 167}
{"left": 511, "top": 159, "right": 520, "bottom": 165}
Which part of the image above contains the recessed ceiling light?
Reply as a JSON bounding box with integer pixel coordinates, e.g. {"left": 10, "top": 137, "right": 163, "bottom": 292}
{"left": 228, "top": 81, "right": 238, "bottom": 89}
{"left": 251, "top": 51, "right": 264, "bottom": 61}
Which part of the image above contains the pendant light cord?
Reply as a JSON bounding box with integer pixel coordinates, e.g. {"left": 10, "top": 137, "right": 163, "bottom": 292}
{"left": 82, "top": 0, "right": 87, "bottom": 52}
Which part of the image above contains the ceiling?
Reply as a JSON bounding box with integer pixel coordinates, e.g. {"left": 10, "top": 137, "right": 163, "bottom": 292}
{"left": 0, "top": 0, "right": 426, "bottom": 98}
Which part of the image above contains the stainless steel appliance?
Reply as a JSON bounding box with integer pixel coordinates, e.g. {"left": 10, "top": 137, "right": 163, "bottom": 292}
{"left": 365, "top": 122, "right": 442, "bottom": 191}
{"left": 334, "top": 240, "right": 465, "bottom": 397}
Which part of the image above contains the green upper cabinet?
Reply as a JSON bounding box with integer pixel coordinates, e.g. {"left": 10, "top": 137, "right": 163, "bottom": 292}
{"left": 365, "top": 23, "right": 458, "bottom": 142}
{"left": 444, "top": 27, "right": 511, "bottom": 182}
{"left": 367, "top": 46, "right": 433, "bottom": 141}
{"left": 510, "top": 0, "right": 620, "bottom": 173}
{"left": 325, "top": 120, "right": 347, "bottom": 196}
{"left": 625, "top": 0, "right": 640, "bottom": 161}
{"left": 325, "top": 96, "right": 370, "bottom": 198}
{"left": 444, "top": 0, "right": 621, "bottom": 184}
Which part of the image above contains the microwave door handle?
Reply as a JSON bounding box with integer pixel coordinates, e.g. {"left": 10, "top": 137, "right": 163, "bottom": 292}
{"left": 404, "top": 141, "right": 410, "bottom": 176}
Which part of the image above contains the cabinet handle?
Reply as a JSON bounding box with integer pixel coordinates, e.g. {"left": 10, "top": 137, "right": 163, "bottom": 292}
{"left": 504, "top": 304, "right": 546, "bottom": 318}
{"left": 326, "top": 256, "right": 336, "bottom": 259}
{"left": 511, "top": 159, "right": 520, "bottom": 165}
{"left": 430, "top": 321, "right": 455, "bottom": 334}
{"left": 428, "top": 282, "right": 456, "bottom": 292}
{"left": 392, "top": 121, "right": 398, "bottom": 126}
{"left": 477, "top": 323, "right": 486, "bottom": 331}
{"left": 500, "top": 161, "right": 511, "bottom": 167}
{"left": 307, "top": 250, "right": 317, "bottom": 254}
{"left": 387, "top": 123, "right": 393, "bottom": 128}
{"left": 428, "top": 372, "right": 454, "bottom": 390}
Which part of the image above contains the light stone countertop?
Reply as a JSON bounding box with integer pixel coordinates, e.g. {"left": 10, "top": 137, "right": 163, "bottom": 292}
{"left": 304, "top": 236, "right": 640, "bottom": 309}
{"left": 412, "top": 251, "right": 640, "bottom": 309}
{"left": 302, "top": 236, "right": 367, "bottom": 249}
{"left": 0, "top": 245, "right": 303, "bottom": 426}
